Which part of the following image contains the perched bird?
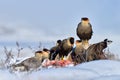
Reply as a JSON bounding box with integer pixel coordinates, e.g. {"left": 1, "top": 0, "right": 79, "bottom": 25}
{"left": 86, "top": 39, "right": 112, "bottom": 61}
{"left": 76, "top": 17, "right": 93, "bottom": 49}
{"left": 54, "top": 37, "right": 74, "bottom": 60}
{"left": 71, "top": 40, "right": 86, "bottom": 64}
{"left": 49, "top": 40, "right": 62, "bottom": 60}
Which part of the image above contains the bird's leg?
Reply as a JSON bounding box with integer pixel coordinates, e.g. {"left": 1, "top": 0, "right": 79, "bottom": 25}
{"left": 61, "top": 55, "right": 64, "bottom": 60}
{"left": 82, "top": 40, "right": 89, "bottom": 49}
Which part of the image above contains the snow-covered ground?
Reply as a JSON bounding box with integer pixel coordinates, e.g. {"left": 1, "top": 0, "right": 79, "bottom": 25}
{"left": 0, "top": 60, "right": 120, "bottom": 80}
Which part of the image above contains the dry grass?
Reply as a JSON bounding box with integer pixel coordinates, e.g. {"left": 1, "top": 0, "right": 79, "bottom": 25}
{"left": 0, "top": 41, "right": 43, "bottom": 69}
{"left": 104, "top": 48, "right": 119, "bottom": 60}
{"left": 16, "top": 42, "right": 24, "bottom": 58}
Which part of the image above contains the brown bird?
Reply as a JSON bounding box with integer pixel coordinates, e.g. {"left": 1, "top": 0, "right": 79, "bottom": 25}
{"left": 42, "top": 48, "right": 50, "bottom": 61}
{"left": 71, "top": 40, "right": 86, "bottom": 64}
{"left": 49, "top": 40, "right": 62, "bottom": 60}
{"left": 53, "top": 37, "right": 74, "bottom": 60}
{"left": 59, "top": 37, "right": 74, "bottom": 60}
{"left": 86, "top": 39, "right": 112, "bottom": 61}
{"left": 74, "top": 40, "right": 85, "bottom": 55}
{"left": 76, "top": 17, "right": 93, "bottom": 49}
{"left": 12, "top": 49, "right": 50, "bottom": 71}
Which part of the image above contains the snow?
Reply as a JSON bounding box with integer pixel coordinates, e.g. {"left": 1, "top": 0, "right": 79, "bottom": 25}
{"left": 93, "top": 75, "right": 120, "bottom": 80}
{"left": 0, "top": 70, "right": 17, "bottom": 80}
{"left": 0, "top": 60, "right": 120, "bottom": 80}
{"left": 76, "top": 60, "right": 120, "bottom": 76}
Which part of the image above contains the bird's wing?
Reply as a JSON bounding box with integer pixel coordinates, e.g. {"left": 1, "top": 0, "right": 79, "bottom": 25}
{"left": 89, "top": 23, "right": 93, "bottom": 33}
{"left": 76, "top": 22, "right": 82, "bottom": 31}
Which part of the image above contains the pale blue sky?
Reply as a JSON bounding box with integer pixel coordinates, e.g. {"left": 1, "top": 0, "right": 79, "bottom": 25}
{"left": 0, "top": 0, "right": 120, "bottom": 54}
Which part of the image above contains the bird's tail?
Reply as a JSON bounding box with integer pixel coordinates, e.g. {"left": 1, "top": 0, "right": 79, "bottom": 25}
{"left": 11, "top": 63, "right": 27, "bottom": 71}
{"left": 82, "top": 40, "right": 89, "bottom": 49}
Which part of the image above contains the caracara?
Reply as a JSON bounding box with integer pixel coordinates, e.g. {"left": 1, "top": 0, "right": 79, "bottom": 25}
{"left": 12, "top": 48, "right": 50, "bottom": 71}
{"left": 76, "top": 17, "right": 93, "bottom": 49}
{"left": 53, "top": 37, "right": 74, "bottom": 60}
{"left": 71, "top": 40, "right": 85, "bottom": 64}
{"left": 86, "top": 39, "right": 112, "bottom": 61}
{"left": 49, "top": 40, "right": 62, "bottom": 60}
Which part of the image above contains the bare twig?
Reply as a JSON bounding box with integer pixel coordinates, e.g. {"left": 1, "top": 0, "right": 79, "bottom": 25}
{"left": 28, "top": 42, "right": 42, "bottom": 53}
{"left": 16, "top": 41, "right": 23, "bottom": 58}
{"left": 38, "top": 42, "right": 42, "bottom": 49}
{"left": 4, "top": 46, "right": 14, "bottom": 64}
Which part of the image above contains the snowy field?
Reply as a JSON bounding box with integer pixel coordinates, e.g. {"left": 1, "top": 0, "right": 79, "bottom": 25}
{"left": 0, "top": 60, "right": 120, "bottom": 80}
{"left": 0, "top": 41, "right": 119, "bottom": 80}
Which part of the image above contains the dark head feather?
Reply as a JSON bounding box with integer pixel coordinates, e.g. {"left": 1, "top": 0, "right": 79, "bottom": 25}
{"left": 81, "top": 17, "right": 89, "bottom": 21}
{"left": 43, "top": 48, "right": 49, "bottom": 52}
{"left": 76, "top": 40, "right": 82, "bottom": 43}
{"left": 104, "top": 39, "right": 108, "bottom": 42}
{"left": 69, "top": 37, "right": 74, "bottom": 44}
{"left": 35, "top": 51, "right": 42, "bottom": 53}
{"left": 57, "top": 40, "right": 62, "bottom": 44}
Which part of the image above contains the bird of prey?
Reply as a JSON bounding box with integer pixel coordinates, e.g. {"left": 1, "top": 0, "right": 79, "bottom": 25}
{"left": 86, "top": 39, "right": 112, "bottom": 61}
{"left": 76, "top": 17, "right": 93, "bottom": 49}
{"left": 52, "top": 37, "right": 74, "bottom": 60}
{"left": 71, "top": 40, "right": 86, "bottom": 64}
{"left": 49, "top": 40, "right": 62, "bottom": 60}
